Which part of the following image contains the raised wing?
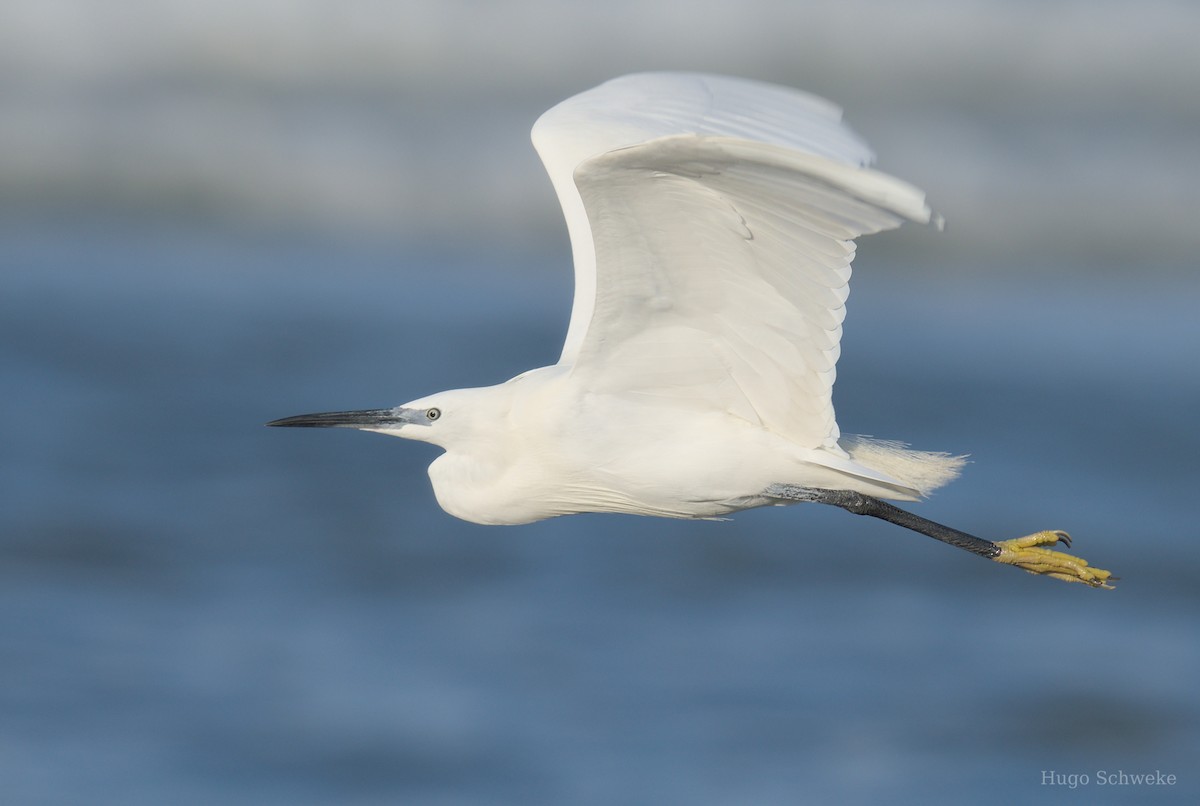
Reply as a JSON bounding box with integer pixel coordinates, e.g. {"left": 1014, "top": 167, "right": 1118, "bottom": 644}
{"left": 532, "top": 73, "right": 933, "bottom": 450}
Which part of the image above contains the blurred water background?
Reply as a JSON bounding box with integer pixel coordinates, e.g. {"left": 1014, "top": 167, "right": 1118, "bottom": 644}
{"left": 2, "top": 1, "right": 1199, "bottom": 803}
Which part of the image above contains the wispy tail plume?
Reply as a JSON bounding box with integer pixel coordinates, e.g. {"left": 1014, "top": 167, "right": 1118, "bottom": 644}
{"left": 839, "top": 435, "right": 967, "bottom": 498}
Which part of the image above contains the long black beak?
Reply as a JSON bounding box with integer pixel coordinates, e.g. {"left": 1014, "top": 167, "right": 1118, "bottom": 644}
{"left": 266, "top": 408, "right": 418, "bottom": 428}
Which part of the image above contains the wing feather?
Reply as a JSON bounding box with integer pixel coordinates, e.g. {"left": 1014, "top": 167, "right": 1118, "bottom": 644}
{"left": 532, "top": 74, "right": 933, "bottom": 450}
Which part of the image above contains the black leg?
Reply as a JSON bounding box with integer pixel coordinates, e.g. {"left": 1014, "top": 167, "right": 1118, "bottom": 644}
{"left": 765, "top": 484, "right": 1001, "bottom": 559}
{"left": 764, "top": 484, "right": 1114, "bottom": 587}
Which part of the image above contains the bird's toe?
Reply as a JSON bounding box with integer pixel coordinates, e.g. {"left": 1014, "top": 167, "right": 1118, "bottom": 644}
{"left": 993, "top": 530, "right": 1114, "bottom": 589}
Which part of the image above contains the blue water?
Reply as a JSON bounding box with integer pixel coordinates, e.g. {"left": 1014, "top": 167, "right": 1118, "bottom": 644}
{"left": 2, "top": 220, "right": 1198, "bottom": 804}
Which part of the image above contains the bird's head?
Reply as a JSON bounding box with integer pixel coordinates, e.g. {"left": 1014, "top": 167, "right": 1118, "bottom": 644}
{"left": 267, "top": 387, "right": 485, "bottom": 449}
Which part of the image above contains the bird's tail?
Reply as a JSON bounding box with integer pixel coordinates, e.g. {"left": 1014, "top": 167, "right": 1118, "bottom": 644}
{"left": 839, "top": 435, "right": 967, "bottom": 499}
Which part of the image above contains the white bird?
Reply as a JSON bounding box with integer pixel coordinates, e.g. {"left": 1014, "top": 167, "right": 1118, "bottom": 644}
{"left": 271, "top": 73, "right": 1112, "bottom": 588}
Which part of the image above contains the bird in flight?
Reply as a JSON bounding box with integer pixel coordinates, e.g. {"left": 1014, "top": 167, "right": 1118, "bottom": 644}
{"left": 270, "top": 72, "right": 1113, "bottom": 588}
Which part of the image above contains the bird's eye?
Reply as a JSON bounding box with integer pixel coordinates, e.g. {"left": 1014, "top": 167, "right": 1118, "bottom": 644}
{"left": 425, "top": 408, "right": 441, "bottom": 421}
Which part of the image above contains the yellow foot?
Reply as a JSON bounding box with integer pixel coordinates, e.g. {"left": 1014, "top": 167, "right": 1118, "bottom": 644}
{"left": 994, "top": 531, "right": 1115, "bottom": 589}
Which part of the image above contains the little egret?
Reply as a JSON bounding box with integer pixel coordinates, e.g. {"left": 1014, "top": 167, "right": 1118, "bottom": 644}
{"left": 270, "top": 72, "right": 1112, "bottom": 588}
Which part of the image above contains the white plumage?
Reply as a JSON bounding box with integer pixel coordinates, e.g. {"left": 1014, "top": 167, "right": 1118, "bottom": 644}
{"left": 274, "top": 73, "right": 964, "bottom": 525}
